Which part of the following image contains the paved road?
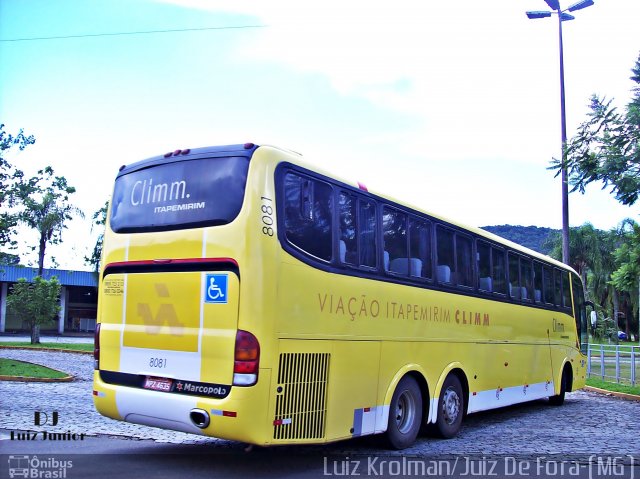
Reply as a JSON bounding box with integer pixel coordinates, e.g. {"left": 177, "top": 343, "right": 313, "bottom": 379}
{"left": 1, "top": 348, "right": 639, "bottom": 458}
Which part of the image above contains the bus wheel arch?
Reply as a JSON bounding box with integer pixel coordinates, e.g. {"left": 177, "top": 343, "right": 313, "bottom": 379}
{"left": 550, "top": 362, "right": 573, "bottom": 406}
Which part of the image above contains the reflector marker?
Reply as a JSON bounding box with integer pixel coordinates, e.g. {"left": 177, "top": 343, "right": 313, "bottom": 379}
{"left": 273, "top": 418, "right": 292, "bottom": 426}
{"left": 211, "top": 409, "right": 237, "bottom": 417}
{"left": 93, "top": 390, "right": 106, "bottom": 397}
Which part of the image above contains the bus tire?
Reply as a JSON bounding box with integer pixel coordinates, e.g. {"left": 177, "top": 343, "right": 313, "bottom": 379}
{"left": 385, "top": 376, "right": 422, "bottom": 449}
{"left": 434, "top": 374, "right": 464, "bottom": 439}
{"left": 549, "top": 366, "right": 570, "bottom": 406}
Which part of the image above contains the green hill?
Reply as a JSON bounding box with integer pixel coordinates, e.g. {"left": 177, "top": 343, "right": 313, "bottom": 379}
{"left": 481, "top": 225, "right": 559, "bottom": 255}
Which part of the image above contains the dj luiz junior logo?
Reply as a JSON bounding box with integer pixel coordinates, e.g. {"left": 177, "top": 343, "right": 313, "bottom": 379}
{"left": 128, "top": 177, "right": 205, "bottom": 214}
{"left": 9, "top": 412, "right": 85, "bottom": 442}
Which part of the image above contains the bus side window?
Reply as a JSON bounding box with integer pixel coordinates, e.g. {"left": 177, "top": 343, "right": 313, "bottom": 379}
{"left": 543, "top": 266, "right": 554, "bottom": 305}
{"left": 338, "top": 192, "right": 357, "bottom": 265}
{"left": 562, "top": 271, "right": 572, "bottom": 311}
{"left": 477, "top": 241, "right": 492, "bottom": 292}
{"left": 283, "top": 172, "right": 333, "bottom": 262}
{"left": 572, "top": 274, "right": 588, "bottom": 353}
{"left": 384, "top": 207, "right": 408, "bottom": 275}
{"left": 359, "top": 200, "right": 377, "bottom": 269}
{"left": 492, "top": 247, "right": 506, "bottom": 294}
{"left": 455, "top": 234, "right": 473, "bottom": 288}
{"left": 436, "top": 226, "right": 454, "bottom": 284}
{"left": 553, "top": 269, "right": 562, "bottom": 307}
{"left": 533, "top": 261, "right": 543, "bottom": 303}
{"left": 508, "top": 253, "right": 521, "bottom": 300}
{"left": 521, "top": 258, "right": 533, "bottom": 302}
{"left": 409, "top": 217, "right": 432, "bottom": 279}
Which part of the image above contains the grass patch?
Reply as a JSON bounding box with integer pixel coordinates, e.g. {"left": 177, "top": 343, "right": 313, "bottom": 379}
{"left": 586, "top": 378, "right": 640, "bottom": 396}
{"left": 0, "top": 358, "right": 68, "bottom": 379}
{"left": 0, "top": 342, "right": 92, "bottom": 352}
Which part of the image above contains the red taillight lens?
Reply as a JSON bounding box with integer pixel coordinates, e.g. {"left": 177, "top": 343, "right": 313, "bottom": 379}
{"left": 233, "top": 330, "right": 260, "bottom": 386}
{"left": 94, "top": 323, "right": 101, "bottom": 369}
{"left": 234, "top": 360, "right": 259, "bottom": 374}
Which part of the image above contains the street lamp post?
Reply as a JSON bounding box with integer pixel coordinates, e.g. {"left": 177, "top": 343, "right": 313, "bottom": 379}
{"left": 526, "top": 0, "right": 594, "bottom": 265}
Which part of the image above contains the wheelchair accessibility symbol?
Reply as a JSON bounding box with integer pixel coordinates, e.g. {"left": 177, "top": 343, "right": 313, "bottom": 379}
{"left": 205, "top": 274, "right": 228, "bottom": 304}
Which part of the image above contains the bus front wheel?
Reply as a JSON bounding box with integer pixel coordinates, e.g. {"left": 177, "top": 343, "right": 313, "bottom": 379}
{"left": 385, "top": 376, "right": 422, "bottom": 449}
{"left": 434, "top": 374, "right": 464, "bottom": 439}
{"left": 549, "top": 366, "right": 571, "bottom": 406}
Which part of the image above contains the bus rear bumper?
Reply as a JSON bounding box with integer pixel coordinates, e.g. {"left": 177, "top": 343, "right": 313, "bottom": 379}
{"left": 93, "top": 369, "right": 272, "bottom": 444}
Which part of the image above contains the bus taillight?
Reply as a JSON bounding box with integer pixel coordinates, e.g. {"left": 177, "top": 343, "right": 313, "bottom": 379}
{"left": 233, "top": 330, "right": 260, "bottom": 386}
{"left": 94, "top": 323, "right": 101, "bottom": 370}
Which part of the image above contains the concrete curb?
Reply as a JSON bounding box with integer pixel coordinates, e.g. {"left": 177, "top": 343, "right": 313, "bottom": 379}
{"left": 584, "top": 386, "right": 640, "bottom": 401}
{"left": 0, "top": 345, "right": 92, "bottom": 355}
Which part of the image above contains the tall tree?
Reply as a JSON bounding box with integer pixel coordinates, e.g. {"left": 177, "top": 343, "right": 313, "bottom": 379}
{"left": 552, "top": 53, "right": 640, "bottom": 205}
{"left": 15, "top": 167, "right": 84, "bottom": 275}
{"left": 0, "top": 124, "right": 35, "bottom": 264}
{"left": 551, "top": 53, "right": 640, "bottom": 341}
{"left": 6, "top": 276, "right": 61, "bottom": 344}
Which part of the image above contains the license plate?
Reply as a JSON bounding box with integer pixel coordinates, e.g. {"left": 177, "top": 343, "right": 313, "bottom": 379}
{"left": 143, "top": 376, "right": 172, "bottom": 392}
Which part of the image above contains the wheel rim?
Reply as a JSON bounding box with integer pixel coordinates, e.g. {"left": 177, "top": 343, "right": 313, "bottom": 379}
{"left": 395, "top": 390, "right": 417, "bottom": 434}
{"left": 441, "top": 386, "right": 461, "bottom": 425}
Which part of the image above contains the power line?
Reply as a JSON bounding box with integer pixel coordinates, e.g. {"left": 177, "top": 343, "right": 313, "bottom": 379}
{"left": 0, "top": 24, "right": 267, "bottom": 42}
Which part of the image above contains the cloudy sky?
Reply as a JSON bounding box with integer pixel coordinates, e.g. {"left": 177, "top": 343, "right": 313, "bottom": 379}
{"left": 1, "top": 0, "right": 639, "bottom": 270}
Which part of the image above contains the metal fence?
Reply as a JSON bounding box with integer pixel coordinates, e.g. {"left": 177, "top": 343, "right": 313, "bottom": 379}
{"left": 587, "top": 344, "right": 639, "bottom": 386}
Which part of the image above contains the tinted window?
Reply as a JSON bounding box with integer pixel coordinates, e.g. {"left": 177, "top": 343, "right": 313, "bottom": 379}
{"left": 492, "top": 247, "right": 506, "bottom": 294}
{"left": 477, "top": 242, "right": 506, "bottom": 294}
{"left": 543, "top": 266, "right": 554, "bottom": 305}
{"left": 111, "top": 156, "right": 249, "bottom": 232}
{"left": 436, "top": 226, "right": 454, "bottom": 283}
{"left": 359, "top": 200, "right": 377, "bottom": 268}
{"left": 456, "top": 234, "right": 473, "bottom": 287}
{"left": 409, "top": 217, "right": 432, "bottom": 279}
{"left": 554, "top": 269, "right": 562, "bottom": 306}
{"left": 533, "top": 262, "right": 544, "bottom": 303}
{"left": 521, "top": 259, "right": 533, "bottom": 302}
{"left": 283, "top": 173, "right": 333, "bottom": 261}
{"left": 384, "top": 207, "right": 408, "bottom": 274}
{"left": 339, "top": 193, "right": 356, "bottom": 265}
{"left": 572, "top": 274, "right": 588, "bottom": 353}
{"left": 562, "top": 271, "right": 572, "bottom": 310}
{"left": 508, "top": 253, "right": 521, "bottom": 300}
{"left": 477, "top": 241, "right": 491, "bottom": 290}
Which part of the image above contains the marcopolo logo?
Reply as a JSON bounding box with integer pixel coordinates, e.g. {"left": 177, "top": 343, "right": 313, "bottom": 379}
{"left": 174, "top": 380, "right": 230, "bottom": 399}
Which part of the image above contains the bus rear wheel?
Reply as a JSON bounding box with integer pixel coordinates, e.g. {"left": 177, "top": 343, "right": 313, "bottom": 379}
{"left": 434, "top": 374, "right": 464, "bottom": 439}
{"left": 385, "top": 376, "right": 422, "bottom": 449}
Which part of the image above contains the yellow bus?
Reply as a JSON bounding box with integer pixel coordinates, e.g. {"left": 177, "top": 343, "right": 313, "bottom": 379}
{"left": 93, "top": 143, "right": 589, "bottom": 449}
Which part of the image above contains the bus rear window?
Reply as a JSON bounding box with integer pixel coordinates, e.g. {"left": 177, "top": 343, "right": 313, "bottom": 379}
{"left": 110, "top": 156, "right": 249, "bottom": 232}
